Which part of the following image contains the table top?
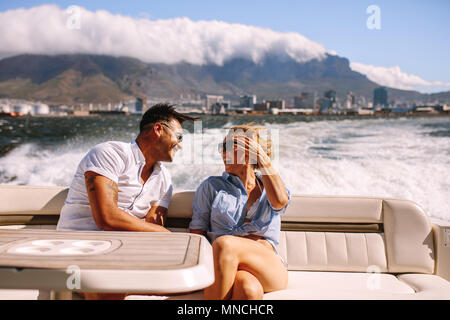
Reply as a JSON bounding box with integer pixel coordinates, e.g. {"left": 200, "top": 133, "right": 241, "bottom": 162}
{"left": 0, "top": 229, "right": 214, "bottom": 294}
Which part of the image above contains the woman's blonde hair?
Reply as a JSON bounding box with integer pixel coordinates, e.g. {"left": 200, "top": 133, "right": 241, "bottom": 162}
{"left": 226, "top": 123, "right": 273, "bottom": 168}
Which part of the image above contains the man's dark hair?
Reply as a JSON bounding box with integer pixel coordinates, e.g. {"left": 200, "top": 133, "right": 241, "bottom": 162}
{"left": 139, "top": 103, "right": 197, "bottom": 133}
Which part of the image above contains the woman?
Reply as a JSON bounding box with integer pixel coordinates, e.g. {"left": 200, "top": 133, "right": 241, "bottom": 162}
{"left": 190, "top": 125, "right": 290, "bottom": 300}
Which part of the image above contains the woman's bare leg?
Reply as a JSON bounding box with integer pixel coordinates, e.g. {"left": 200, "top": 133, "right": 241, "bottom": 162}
{"left": 231, "top": 270, "right": 264, "bottom": 300}
{"left": 204, "top": 236, "right": 239, "bottom": 300}
{"left": 204, "top": 235, "right": 288, "bottom": 300}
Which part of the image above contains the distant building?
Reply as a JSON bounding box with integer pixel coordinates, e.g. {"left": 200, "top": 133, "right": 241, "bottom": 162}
{"left": 373, "top": 87, "right": 388, "bottom": 107}
{"left": 319, "top": 98, "right": 333, "bottom": 113}
{"left": 266, "top": 100, "right": 285, "bottom": 110}
{"left": 179, "top": 101, "right": 204, "bottom": 112}
{"left": 0, "top": 104, "right": 11, "bottom": 113}
{"left": 357, "top": 96, "right": 367, "bottom": 108}
{"left": 135, "top": 97, "right": 146, "bottom": 113}
{"left": 13, "top": 103, "right": 32, "bottom": 115}
{"left": 33, "top": 103, "right": 50, "bottom": 115}
{"left": 205, "top": 95, "right": 224, "bottom": 112}
{"left": 254, "top": 102, "right": 269, "bottom": 112}
{"left": 239, "top": 95, "right": 257, "bottom": 109}
{"left": 294, "top": 96, "right": 303, "bottom": 108}
{"left": 324, "top": 90, "right": 337, "bottom": 102}
{"left": 414, "top": 106, "right": 438, "bottom": 113}
{"left": 211, "top": 101, "right": 230, "bottom": 114}
{"left": 345, "top": 92, "right": 356, "bottom": 109}
{"left": 317, "top": 90, "right": 337, "bottom": 113}
{"left": 294, "top": 92, "right": 316, "bottom": 109}
{"left": 413, "top": 104, "right": 444, "bottom": 113}
{"left": 123, "top": 97, "right": 147, "bottom": 114}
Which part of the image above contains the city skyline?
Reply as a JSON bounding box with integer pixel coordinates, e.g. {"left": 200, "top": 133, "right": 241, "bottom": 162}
{"left": 2, "top": 84, "right": 448, "bottom": 118}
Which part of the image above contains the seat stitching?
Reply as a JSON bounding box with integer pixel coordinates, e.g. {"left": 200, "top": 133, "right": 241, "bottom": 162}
{"left": 324, "top": 232, "right": 328, "bottom": 270}
{"left": 344, "top": 233, "right": 348, "bottom": 266}
{"left": 380, "top": 200, "right": 391, "bottom": 272}
{"left": 396, "top": 275, "right": 418, "bottom": 294}
{"left": 304, "top": 232, "right": 308, "bottom": 266}
{"left": 364, "top": 233, "right": 369, "bottom": 268}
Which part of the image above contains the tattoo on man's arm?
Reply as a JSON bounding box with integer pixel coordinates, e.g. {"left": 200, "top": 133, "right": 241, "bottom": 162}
{"left": 86, "top": 175, "right": 96, "bottom": 192}
{"left": 86, "top": 175, "right": 118, "bottom": 204}
{"left": 106, "top": 180, "right": 119, "bottom": 204}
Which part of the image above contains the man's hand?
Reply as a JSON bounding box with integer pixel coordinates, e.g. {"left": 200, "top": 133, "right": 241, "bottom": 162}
{"left": 85, "top": 171, "right": 170, "bottom": 232}
{"left": 145, "top": 206, "right": 168, "bottom": 226}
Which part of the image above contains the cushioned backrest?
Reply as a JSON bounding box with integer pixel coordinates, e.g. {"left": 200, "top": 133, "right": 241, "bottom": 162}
{"left": 167, "top": 191, "right": 195, "bottom": 219}
{"left": 277, "top": 231, "right": 388, "bottom": 272}
{"left": 0, "top": 186, "right": 68, "bottom": 214}
{"left": 277, "top": 197, "right": 434, "bottom": 274}
{"left": 383, "top": 199, "right": 434, "bottom": 273}
{"left": 167, "top": 193, "right": 386, "bottom": 222}
{"left": 283, "top": 196, "right": 383, "bottom": 223}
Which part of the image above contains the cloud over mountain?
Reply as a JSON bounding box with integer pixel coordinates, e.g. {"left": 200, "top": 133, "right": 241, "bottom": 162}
{"left": 350, "top": 62, "right": 450, "bottom": 93}
{"left": 1, "top": 5, "right": 448, "bottom": 93}
{"left": 0, "top": 4, "right": 327, "bottom": 65}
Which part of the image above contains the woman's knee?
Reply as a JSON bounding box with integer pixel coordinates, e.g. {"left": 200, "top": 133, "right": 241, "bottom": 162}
{"left": 212, "top": 235, "right": 238, "bottom": 258}
{"left": 212, "top": 236, "right": 238, "bottom": 266}
{"left": 234, "top": 271, "right": 263, "bottom": 300}
{"left": 212, "top": 235, "right": 235, "bottom": 251}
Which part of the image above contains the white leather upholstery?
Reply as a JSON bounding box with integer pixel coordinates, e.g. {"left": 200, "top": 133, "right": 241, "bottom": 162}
{"left": 0, "top": 186, "right": 67, "bottom": 214}
{"left": 383, "top": 199, "right": 435, "bottom": 273}
{"left": 277, "top": 231, "right": 388, "bottom": 272}
{"left": 126, "top": 272, "right": 450, "bottom": 300}
{"left": 283, "top": 196, "right": 383, "bottom": 223}
{"left": 264, "top": 271, "right": 414, "bottom": 300}
{"left": 263, "top": 273, "right": 450, "bottom": 300}
{"left": 397, "top": 274, "right": 450, "bottom": 299}
{"left": 263, "top": 272, "right": 450, "bottom": 300}
{"left": 0, "top": 289, "right": 40, "bottom": 300}
{"left": 167, "top": 191, "right": 194, "bottom": 219}
{"left": 432, "top": 219, "right": 450, "bottom": 281}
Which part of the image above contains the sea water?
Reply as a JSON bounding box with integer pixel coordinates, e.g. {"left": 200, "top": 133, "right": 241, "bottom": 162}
{"left": 0, "top": 114, "right": 449, "bottom": 221}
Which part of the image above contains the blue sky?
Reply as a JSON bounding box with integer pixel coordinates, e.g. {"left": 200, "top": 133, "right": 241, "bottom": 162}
{"left": 1, "top": 0, "right": 449, "bottom": 91}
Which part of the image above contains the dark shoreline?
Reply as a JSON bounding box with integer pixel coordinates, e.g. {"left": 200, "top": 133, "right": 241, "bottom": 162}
{"left": 1, "top": 112, "right": 449, "bottom": 119}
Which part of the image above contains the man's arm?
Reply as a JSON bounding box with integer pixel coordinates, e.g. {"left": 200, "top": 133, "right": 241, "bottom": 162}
{"left": 85, "top": 171, "right": 170, "bottom": 232}
{"left": 145, "top": 206, "right": 168, "bottom": 226}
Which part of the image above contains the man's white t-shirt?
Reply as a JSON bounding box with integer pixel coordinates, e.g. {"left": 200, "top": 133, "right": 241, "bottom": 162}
{"left": 56, "top": 140, "right": 173, "bottom": 231}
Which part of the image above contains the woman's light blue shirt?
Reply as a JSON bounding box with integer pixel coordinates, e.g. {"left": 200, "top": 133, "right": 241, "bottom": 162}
{"left": 189, "top": 171, "right": 291, "bottom": 247}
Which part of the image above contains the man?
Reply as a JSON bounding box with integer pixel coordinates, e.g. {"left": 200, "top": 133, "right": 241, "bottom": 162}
{"left": 57, "top": 103, "right": 196, "bottom": 232}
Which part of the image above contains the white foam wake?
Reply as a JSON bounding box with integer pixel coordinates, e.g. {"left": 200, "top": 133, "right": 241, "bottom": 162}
{"left": 1, "top": 117, "right": 449, "bottom": 221}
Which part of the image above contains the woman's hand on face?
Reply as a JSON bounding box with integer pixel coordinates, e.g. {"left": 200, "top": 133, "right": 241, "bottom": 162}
{"left": 234, "top": 134, "right": 272, "bottom": 169}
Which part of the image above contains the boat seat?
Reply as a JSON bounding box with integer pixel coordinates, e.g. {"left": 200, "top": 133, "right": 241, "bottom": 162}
{"left": 0, "top": 186, "right": 449, "bottom": 300}
{"left": 125, "top": 273, "right": 450, "bottom": 300}
{"left": 265, "top": 272, "right": 450, "bottom": 300}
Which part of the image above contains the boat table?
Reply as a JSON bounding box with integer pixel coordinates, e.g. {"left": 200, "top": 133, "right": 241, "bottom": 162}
{"left": 0, "top": 229, "right": 214, "bottom": 299}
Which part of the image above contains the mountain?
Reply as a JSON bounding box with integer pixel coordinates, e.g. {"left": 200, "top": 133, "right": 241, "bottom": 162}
{"left": 148, "top": 54, "right": 378, "bottom": 100}
{"left": 0, "top": 53, "right": 447, "bottom": 105}
{"left": 0, "top": 54, "right": 152, "bottom": 104}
